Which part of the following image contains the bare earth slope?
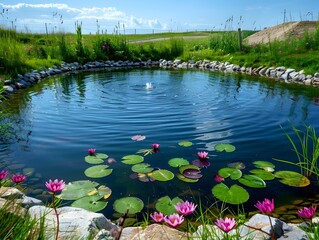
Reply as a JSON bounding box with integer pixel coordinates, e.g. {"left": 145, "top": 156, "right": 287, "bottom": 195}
{"left": 245, "top": 21, "right": 318, "bottom": 45}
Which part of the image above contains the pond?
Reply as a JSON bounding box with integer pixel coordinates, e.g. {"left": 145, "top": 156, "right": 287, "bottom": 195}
{"left": 1, "top": 68, "right": 319, "bottom": 218}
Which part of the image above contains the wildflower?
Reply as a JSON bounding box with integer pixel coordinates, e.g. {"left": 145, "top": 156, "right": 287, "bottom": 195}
{"left": 215, "top": 217, "right": 237, "bottom": 233}
{"left": 45, "top": 179, "right": 65, "bottom": 193}
{"left": 214, "top": 174, "right": 225, "bottom": 182}
{"left": 297, "top": 206, "right": 317, "bottom": 219}
{"left": 11, "top": 174, "right": 27, "bottom": 184}
{"left": 164, "top": 213, "right": 184, "bottom": 227}
{"left": 150, "top": 212, "right": 164, "bottom": 223}
{"left": 197, "top": 151, "right": 208, "bottom": 159}
{"left": 175, "top": 200, "right": 197, "bottom": 216}
{"left": 87, "top": 148, "right": 96, "bottom": 156}
{"left": 255, "top": 198, "right": 275, "bottom": 214}
{"left": 0, "top": 170, "right": 8, "bottom": 180}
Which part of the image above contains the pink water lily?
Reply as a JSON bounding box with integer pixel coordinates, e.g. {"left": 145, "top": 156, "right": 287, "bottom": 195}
{"left": 131, "top": 135, "right": 146, "bottom": 141}
{"left": 152, "top": 143, "right": 160, "bottom": 151}
{"left": 214, "top": 174, "right": 225, "bottom": 182}
{"left": 197, "top": 151, "right": 208, "bottom": 159}
{"left": 45, "top": 179, "right": 65, "bottom": 193}
{"left": 215, "top": 217, "right": 237, "bottom": 233}
{"left": 175, "top": 201, "right": 197, "bottom": 216}
{"left": 150, "top": 212, "right": 164, "bottom": 223}
{"left": 164, "top": 213, "right": 184, "bottom": 227}
{"left": 297, "top": 206, "right": 317, "bottom": 219}
{"left": 0, "top": 170, "right": 8, "bottom": 180}
{"left": 87, "top": 148, "right": 96, "bottom": 156}
{"left": 255, "top": 198, "right": 275, "bottom": 214}
{"left": 11, "top": 174, "right": 27, "bottom": 184}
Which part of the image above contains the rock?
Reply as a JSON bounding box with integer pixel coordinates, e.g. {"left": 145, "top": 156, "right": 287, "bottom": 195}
{"left": 0, "top": 187, "right": 24, "bottom": 198}
{"left": 22, "top": 196, "right": 44, "bottom": 209}
{"left": 119, "top": 224, "right": 187, "bottom": 240}
{"left": 28, "top": 206, "right": 119, "bottom": 240}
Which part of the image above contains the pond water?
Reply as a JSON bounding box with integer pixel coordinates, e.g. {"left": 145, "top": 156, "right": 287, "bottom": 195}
{"left": 1, "top": 68, "right": 319, "bottom": 218}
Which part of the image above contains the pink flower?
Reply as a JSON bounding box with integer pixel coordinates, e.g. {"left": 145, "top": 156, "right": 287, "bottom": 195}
{"left": 297, "top": 206, "right": 317, "bottom": 219}
{"left": 175, "top": 201, "right": 197, "bottom": 216}
{"left": 164, "top": 213, "right": 184, "bottom": 227}
{"left": 152, "top": 143, "right": 160, "bottom": 152}
{"left": 45, "top": 179, "right": 65, "bottom": 193}
{"left": 0, "top": 170, "right": 8, "bottom": 180}
{"left": 150, "top": 212, "right": 164, "bottom": 223}
{"left": 87, "top": 148, "right": 96, "bottom": 156}
{"left": 11, "top": 174, "right": 27, "bottom": 184}
{"left": 255, "top": 198, "right": 275, "bottom": 214}
{"left": 214, "top": 174, "right": 225, "bottom": 182}
{"left": 197, "top": 151, "right": 208, "bottom": 159}
{"left": 215, "top": 217, "right": 237, "bottom": 233}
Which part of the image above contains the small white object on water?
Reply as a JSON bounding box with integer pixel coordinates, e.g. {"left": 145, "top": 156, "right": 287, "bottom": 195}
{"left": 145, "top": 82, "right": 153, "bottom": 89}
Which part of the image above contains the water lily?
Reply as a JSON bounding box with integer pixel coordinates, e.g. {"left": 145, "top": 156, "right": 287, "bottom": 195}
{"left": 45, "top": 179, "right": 65, "bottom": 193}
{"left": 255, "top": 198, "right": 275, "bottom": 214}
{"left": 164, "top": 213, "right": 184, "bottom": 227}
{"left": 297, "top": 206, "right": 317, "bottom": 219}
{"left": 215, "top": 217, "right": 237, "bottom": 233}
{"left": 150, "top": 212, "right": 164, "bottom": 223}
{"left": 152, "top": 143, "right": 160, "bottom": 152}
{"left": 87, "top": 148, "right": 96, "bottom": 156}
{"left": 214, "top": 174, "right": 225, "bottom": 182}
{"left": 175, "top": 200, "right": 197, "bottom": 216}
{"left": 131, "top": 135, "right": 146, "bottom": 141}
{"left": 11, "top": 174, "right": 26, "bottom": 184}
{"left": 0, "top": 170, "right": 8, "bottom": 180}
{"left": 197, "top": 151, "right": 208, "bottom": 159}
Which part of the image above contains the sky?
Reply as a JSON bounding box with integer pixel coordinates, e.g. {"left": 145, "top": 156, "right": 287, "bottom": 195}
{"left": 0, "top": 1, "right": 318, "bottom": 34}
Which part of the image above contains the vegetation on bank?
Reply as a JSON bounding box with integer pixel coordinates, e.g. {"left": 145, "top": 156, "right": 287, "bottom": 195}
{"left": 0, "top": 21, "right": 319, "bottom": 82}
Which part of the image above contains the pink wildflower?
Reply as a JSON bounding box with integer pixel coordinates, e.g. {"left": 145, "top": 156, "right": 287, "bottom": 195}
{"left": 11, "top": 174, "right": 27, "bottom": 184}
{"left": 45, "top": 179, "right": 65, "bottom": 193}
{"left": 297, "top": 206, "right": 317, "bottom": 219}
{"left": 197, "top": 151, "right": 208, "bottom": 159}
{"left": 255, "top": 198, "right": 275, "bottom": 214}
{"left": 175, "top": 201, "right": 197, "bottom": 216}
{"left": 164, "top": 213, "right": 184, "bottom": 227}
{"left": 0, "top": 170, "right": 8, "bottom": 180}
{"left": 215, "top": 217, "right": 237, "bottom": 233}
{"left": 150, "top": 212, "right": 164, "bottom": 223}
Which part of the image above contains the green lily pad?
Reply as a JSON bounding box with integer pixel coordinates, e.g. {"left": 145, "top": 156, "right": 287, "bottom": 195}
{"left": 71, "top": 195, "right": 108, "bottom": 212}
{"left": 274, "top": 171, "right": 310, "bottom": 187}
{"left": 176, "top": 173, "right": 199, "bottom": 183}
{"left": 253, "top": 161, "right": 275, "bottom": 169}
{"left": 155, "top": 196, "right": 183, "bottom": 215}
{"left": 178, "top": 141, "right": 193, "bottom": 147}
{"left": 179, "top": 164, "right": 200, "bottom": 174}
{"left": 113, "top": 197, "right": 144, "bottom": 214}
{"left": 218, "top": 168, "right": 242, "bottom": 180}
{"left": 95, "top": 153, "right": 108, "bottom": 159}
{"left": 168, "top": 158, "right": 190, "bottom": 168}
{"left": 238, "top": 175, "right": 266, "bottom": 188}
{"left": 215, "top": 143, "right": 236, "bottom": 152}
{"left": 85, "top": 156, "right": 104, "bottom": 164}
{"left": 121, "top": 155, "right": 144, "bottom": 165}
{"left": 152, "top": 169, "right": 174, "bottom": 181}
{"left": 96, "top": 185, "right": 112, "bottom": 200}
{"left": 84, "top": 165, "right": 113, "bottom": 178}
{"left": 212, "top": 183, "right": 249, "bottom": 205}
{"left": 131, "top": 163, "right": 153, "bottom": 173}
{"left": 250, "top": 169, "right": 275, "bottom": 180}
{"left": 57, "top": 180, "right": 99, "bottom": 200}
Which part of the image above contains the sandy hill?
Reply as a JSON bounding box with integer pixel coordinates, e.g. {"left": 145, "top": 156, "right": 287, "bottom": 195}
{"left": 245, "top": 21, "right": 318, "bottom": 45}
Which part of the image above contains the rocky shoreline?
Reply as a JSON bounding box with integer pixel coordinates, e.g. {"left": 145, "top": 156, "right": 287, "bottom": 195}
{"left": 1, "top": 59, "right": 319, "bottom": 97}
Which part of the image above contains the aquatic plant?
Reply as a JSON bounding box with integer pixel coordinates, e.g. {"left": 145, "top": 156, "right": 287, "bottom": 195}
{"left": 164, "top": 213, "right": 184, "bottom": 227}
{"left": 215, "top": 217, "right": 237, "bottom": 236}
{"left": 11, "top": 174, "right": 26, "bottom": 184}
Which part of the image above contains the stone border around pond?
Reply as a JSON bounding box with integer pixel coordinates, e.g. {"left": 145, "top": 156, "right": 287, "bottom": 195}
{"left": 1, "top": 58, "right": 319, "bottom": 97}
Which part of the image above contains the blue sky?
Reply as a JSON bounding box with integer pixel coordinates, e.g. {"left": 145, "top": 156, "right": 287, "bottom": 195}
{"left": 0, "top": 1, "right": 318, "bottom": 34}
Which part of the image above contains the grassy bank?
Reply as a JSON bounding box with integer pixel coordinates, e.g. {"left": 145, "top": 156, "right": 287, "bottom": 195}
{"left": 1, "top": 22, "right": 319, "bottom": 81}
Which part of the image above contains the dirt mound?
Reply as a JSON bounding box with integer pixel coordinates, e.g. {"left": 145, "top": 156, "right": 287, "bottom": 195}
{"left": 245, "top": 21, "right": 318, "bottom": 45}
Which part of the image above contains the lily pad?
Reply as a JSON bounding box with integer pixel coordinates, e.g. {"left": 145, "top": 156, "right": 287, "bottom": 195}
{"left": 97, "top": 185, "right": 112, "bottom": 200}
{"left": 85, "top": 156, "right": 104, "bottom": 164}
{"left": 176, "top": 173, "right": 199, "bottom": 183}
{"left": 212, "top": 183, "right": 249, "bottom": 205}
{"left": 179, "top": 164, "right": 200, "bottom": 174}
{"left": 253, "top": 161, "right": 275, "bottom": 169}
{"left": 155, "top": 196, "right": 183, "bottom": 215}
{"left": 131, "top": 163, "right": 153, "bottom": 173}
{"left": 137, "top": 173, "right": 155, "bottom": 182}
{"left": 113, "top": 197, "right": 144, "bottom": 214}
{"left": 168, "top": 158, "right": 190, "bottom": 168}
{"left": 238, "top": 175, "right": 266, "bottom": 188}
{"left": 218, "top": 168, "right": 242, "bottom": 180}
{"left": 192, "top": 159, "right": 211, "bottom": 168}
{"left": 178, "top": 141, "right": 193, "bottom": 147}
{"left": 215, "top": 143, "right": 236, "bottom": 152}
{"left": 57, "top": 180, "right": 99, "bottom": 200}
{"left": 84, "top": 165, "right": 113, "bottom": 178}
{"left": 71, "top": 195, "right": 108, "bottom": 212}
{"left": 250, "top": 169, "right": 275, "bottom": 180}
{"left": 182, "top": 169, "right": 203, "bottom": 179}
{"left": 152, "top": 169, "right": 174, "bottom": 181}
{"left": 274, "top": 171, "right": 310, "bottom": 187}
{"left": 227, "top": 162, "right": 246, "bottom": 169}
{"left": 121, "top": 155, "right": 144, "bottom": 165}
